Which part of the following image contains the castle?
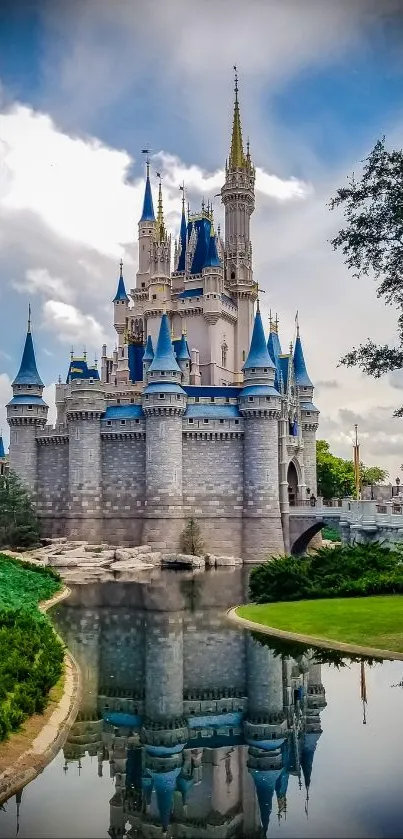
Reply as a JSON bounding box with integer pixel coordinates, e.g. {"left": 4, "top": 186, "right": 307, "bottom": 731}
{"left": 6, "top": 74, "right": 319, "bottom": 561}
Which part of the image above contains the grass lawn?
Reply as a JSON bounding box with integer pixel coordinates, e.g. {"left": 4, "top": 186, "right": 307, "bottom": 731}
{"left": 237, "top": 595, "right": 403, "bottom": 653}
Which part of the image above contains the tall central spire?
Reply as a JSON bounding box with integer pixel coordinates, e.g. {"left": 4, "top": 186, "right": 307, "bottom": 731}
{"left": 156, "top": 178, "right": 166, "bottom": 242}
{"left": 229, "top": 65, "right": 246, "bottom": 170}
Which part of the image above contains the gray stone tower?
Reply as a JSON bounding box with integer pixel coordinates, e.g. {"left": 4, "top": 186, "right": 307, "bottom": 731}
{"left": 239, "top": 305, "right": 284, "bottom": 560}
{"left": 136, "top": 159, "right": 156, "bottom": 290}
{"left": 7, "top": 308, "right": 48, "bottom": 492}
{"left": 221, "top": 69, "right": 256, "bottom": 380}
{"left": 142, "top": 312, "right": 186, "bottom": 548}
{"left": 65, "top": 375, "right": 106, "bottom": 542}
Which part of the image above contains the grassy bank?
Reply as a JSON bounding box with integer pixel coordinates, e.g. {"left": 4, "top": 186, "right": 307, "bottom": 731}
{"left": 0, "top": 554, "right": 64, "bottom": 741}
{"left": 237, "top": 596, "right": 403, "bottom": 653}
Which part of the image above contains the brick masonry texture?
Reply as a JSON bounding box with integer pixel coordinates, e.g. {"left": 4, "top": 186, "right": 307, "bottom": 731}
{"left": 13, "top": 406, "right": 317, "bottom": 558}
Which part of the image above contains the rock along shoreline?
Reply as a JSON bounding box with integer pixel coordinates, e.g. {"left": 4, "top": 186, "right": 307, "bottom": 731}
{"left": 0, "top": 585, "right": 81, "bottom": 806}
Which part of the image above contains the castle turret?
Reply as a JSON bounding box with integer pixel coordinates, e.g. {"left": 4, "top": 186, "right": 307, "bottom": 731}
{"left": 0, "top": 433, "right": 7, "bottom": 475}
{"left": 221, "top": 69, "right": 256, "bottom": 380}
{"left": 65, "top": 373, "right": 106, "bottom": 542}
{"left": 293, "top": 320, "right": 319, "bottom": 496}
{"left": 239, "top": 306, "right": 284, "bottom": 560}
{"left": 149, "top": 180, "right": 171, "bottom": 306}
{"left": 269, "top": 318, "right": 290, "bottom": 552}
{"left": 175, "top": 193, "right": 187, "bottom": 273}
{"left": 142, "top": 313, "right": 186, "bottom": 549}
{"left": 136, "top": 160, "right": 156, "bottom": 290}
{"left": 176, "top": 333, "right": 191, "bottom": 385}
{"left": 7, "top": 308, "right": 48, "bottom": 491}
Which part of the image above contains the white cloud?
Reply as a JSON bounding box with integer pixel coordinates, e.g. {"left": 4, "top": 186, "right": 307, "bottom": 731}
{"left": 13, "top": 267, "right": 74, "bottom": 302}
{"left": 43, "top": 300, "right": 106, "bottom": 350}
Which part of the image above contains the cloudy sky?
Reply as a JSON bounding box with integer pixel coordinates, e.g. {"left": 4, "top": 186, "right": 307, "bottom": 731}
{"left": 1, "top": 0, "right": 403, "bottom": 478}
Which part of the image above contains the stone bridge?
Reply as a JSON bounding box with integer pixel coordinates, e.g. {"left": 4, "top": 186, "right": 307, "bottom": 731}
{"left": 289, "top": 499, "right": 403, "bottom": 554}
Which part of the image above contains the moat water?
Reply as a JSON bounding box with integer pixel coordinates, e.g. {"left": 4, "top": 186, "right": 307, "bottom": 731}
{"left": 1, "top": 568, "right": 403, "bottom": 839}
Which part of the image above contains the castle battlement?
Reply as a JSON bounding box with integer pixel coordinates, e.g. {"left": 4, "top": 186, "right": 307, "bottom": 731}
{"left": 6, "top": 72, "right": 319, "bottom": 560}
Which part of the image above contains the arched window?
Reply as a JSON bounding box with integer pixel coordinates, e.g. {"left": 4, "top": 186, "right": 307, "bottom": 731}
{"left": 221, "top": 343, "right": 228, "bottom": 368}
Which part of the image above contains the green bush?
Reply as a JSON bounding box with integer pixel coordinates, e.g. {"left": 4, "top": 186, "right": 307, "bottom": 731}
{"left": 0, "top": 609, "right": 64, "bottom": 740}
{"left": 249, "top": 542, "right": 403, "bottom": 604}
{"left": 0, "top": 554, "right": 63, "bottom": 741}
{"left": 322, "top": 526, "right": 341, "bottom": 542}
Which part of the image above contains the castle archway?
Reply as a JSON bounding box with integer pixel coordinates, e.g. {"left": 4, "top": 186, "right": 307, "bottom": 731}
{"left": 290, "top": 521, "right": 326, "bottom": 556}
{"left": 287, "top": 461, "right": 299, "bottom": 507}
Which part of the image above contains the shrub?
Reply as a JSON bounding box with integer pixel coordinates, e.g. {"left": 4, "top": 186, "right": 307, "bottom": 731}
{"left": 180, "top": 518, "right": 204, "bottom": 556}
{"left": 0, "top": 471, "right": 41, "bottom": 549}
{"left": 249, "top": 542, "right": 403, "bottom": 604}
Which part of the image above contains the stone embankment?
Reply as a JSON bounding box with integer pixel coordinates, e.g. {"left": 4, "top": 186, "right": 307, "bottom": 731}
{"left": 5, "top": 541, "right": 243, "bottom": 583}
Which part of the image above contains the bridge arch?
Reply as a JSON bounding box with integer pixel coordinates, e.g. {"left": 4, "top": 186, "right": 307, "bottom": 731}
{"left": 290, "top": 520, "right": 326, "bottom": 556}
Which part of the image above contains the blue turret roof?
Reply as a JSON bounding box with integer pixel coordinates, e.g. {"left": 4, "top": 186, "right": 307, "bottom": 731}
{"left": 0, "top": 437, "right": 5, "bottom": 459}
{"left": 113, "top": 261, "right": 129, "bottom": 302}
{"left": 203, "top": 232, "right": 221, "bottom": 269}
{"left": 143, "top": 335, "right": 154, "bottom": 362}
{"left": 243, "top": 308, "right": 275, "bottom": 372}
{"left": 140, "top": 165, "right": 155, "bottom": 222}
{"left": 13, "top": 325, "right": 44, "bottom": 388}
{"left": 152, "top": 768, "right": 181, "bottom": 831}
{"left": 177, "top": 203, "right": 187, "bottom": 272}
{"left": 268, "top": 328, "right": 282, "bottom": 390}
{"left": 250, "top": 769, "right": 280, "bottom": 835}
{"left": 300, "top": 731, "right": 321, "bottom": 790}
{"left": 148, "top": 313, "right": 181, "bottom": 374}
{"left": 176, "top": 333, "right": 191, "bottom": 361}
{"left": 294, "top": 332, "right": 313, "bottom": 387}
{"left": 66, "top": 358, "right": 100, "bottom": 384}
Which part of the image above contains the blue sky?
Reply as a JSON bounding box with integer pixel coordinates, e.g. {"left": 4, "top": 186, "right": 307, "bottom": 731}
{"left": 1, "top": 0, "right": 403, "bottom": 474}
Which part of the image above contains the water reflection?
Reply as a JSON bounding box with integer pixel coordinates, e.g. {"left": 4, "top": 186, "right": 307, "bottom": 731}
{"left": 1, "top": 569, "right": 403, "bottom": 839}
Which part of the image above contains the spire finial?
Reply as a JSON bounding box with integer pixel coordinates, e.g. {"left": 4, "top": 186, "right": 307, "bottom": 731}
{"left": 119, "top": 258, "right": 123, "bottom": 277}
{"left": 70, "top": 346, "right": 74, "bottom": 360}
{"left": 275, "top": 313, "right": 279, "bottom": 333}
{"left": 27, "top": 303, "right": 31, "bottom": 334}
{"left": 229, "top": 65, "right": 246, "bottom": 169}
{"left": 269, "top": 309, "right": 272, "bottom": 330}
{"left": 180, "top": 181, "right": 186, "bottom": 212}
{"left": 289, "top": 340, "right": 293, "bottom": 354}
{"left": 156, "top": 173, "right": 165, "bottom": 242}
{"left": 83, "top": 346, "right": 87, "bottom": 361}
{"left": 295, "top": 310, "right": 300, "bottom": 338}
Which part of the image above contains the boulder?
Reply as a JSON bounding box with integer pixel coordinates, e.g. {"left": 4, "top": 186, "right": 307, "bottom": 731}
{"left": 110, "top": 558, "right": 156, "bottom": 572}
{"left": 215, "top": 555, "right": 243, "bottom": 566}
{"left": 162, "top": 553, "right": 205, "bottom": 569}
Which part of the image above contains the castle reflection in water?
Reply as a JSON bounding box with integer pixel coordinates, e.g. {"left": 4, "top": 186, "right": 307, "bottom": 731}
{"left": 54, "top": 569, "right": 327, "bottom": 838}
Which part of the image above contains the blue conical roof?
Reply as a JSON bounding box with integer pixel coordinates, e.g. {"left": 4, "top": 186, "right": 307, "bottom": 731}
{"left": 204, "top": 232, "right": 221, "bottom": 269}
{"left": 176, "top": 333, "right": 190, "bottom": 361}
{"left": 152, "top": 768, "right": 181, "bottom": 831}
{"left": 113, "top": 262, "right": 129, "bottom": 302}
{"left": 250, "top": 769, "right": 280, "bottom": 835}
{"left": 177, "top": 204, "right": 187, "bottom": 272}
{"left": 143, "top": 335, "right": 154, "bottom": 362}
{"left": 140, "top": 166, "right": 155, "bottom": 222}
{"left": 300, "top": 731, "right": 321, "bottom": 790}
{"left": 13, "top": 327, "right": 44, "bottom": 387}
{"left": 149, "top": 313, "right": 181, "bottom": 373}
{"left": 268, "top": 329, "right": 282, "bottom": 390}
{"left": 243, "top": 308, "right": 275, "bottom": 372}
{"left": 0, "top": 436, "right": 5, "bottom": 459}
{"left": 294, "top": 333, "right": 313, "bottom": 387}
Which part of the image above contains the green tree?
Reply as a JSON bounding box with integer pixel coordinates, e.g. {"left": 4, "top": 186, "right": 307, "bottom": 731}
{"left": 316, "top": 440, "right": 387, "bottom": 499}
{"left": 0, "top": 471, "right": 40, "bottom": 548}
{"left": 329, "top": 138, "right": 403, "bottom": 415}
{"left": 180, "top": 518, "right": 204, "bottom": 556}
{"left": 361, "top": 465, "right": 389, "bottom": 487}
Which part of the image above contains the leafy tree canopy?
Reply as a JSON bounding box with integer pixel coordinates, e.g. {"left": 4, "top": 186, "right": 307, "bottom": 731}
{"left": 0, "top": 471, "right": 40, "bottom": 548}
{"left": 329, "top": 138, "right": 403, "bottom": 415}
{"left": 316, "top": 439, "right": 388, "bottom": 499}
